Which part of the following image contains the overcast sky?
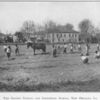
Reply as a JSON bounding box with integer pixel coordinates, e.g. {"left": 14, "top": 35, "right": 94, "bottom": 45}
{"left": 0, "top": 2, "right": 100, "bottom": 34}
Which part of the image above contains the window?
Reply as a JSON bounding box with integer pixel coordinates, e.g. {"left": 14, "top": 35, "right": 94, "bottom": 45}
{"left": 64, "top": 34, "right": 66, "bottom": 37}
{"left": 60, "top": 34, "right": 62, "bottom": 37}
{"left": 56, "top": 34, "right": 59, "bottom": 38}
{"left": 72, "top": 34, "right": 74, "bottom": 37}
{"left": 58, "top": 38, "right": 60, "bottom": 41}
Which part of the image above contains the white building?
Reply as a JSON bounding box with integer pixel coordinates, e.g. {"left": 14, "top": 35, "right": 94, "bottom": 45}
{"left": 45, "top": 31, "right": 79, "bottom": 43}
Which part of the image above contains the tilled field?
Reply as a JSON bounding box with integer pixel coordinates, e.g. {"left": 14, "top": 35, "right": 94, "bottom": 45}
{"left": 0, "top": 44, "right": 100, "bottom": 91}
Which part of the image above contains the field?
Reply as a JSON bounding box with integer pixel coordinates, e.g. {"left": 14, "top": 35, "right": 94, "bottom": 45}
{"left": 0, "top": 44, "right": 100, "bottom": 91}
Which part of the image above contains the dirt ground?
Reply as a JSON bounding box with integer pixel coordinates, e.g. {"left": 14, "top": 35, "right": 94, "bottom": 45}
{"left": 0, "top": 44, "right": 100, "bottom": 91}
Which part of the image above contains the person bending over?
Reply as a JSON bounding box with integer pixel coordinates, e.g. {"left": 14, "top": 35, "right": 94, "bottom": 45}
{"left": 81, "top": 53, "right": 89, "bottom": 64}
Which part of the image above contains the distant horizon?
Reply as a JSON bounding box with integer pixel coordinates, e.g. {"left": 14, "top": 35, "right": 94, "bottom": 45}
{"left": 0, "top": 2, "right": 100, "bottom": 34}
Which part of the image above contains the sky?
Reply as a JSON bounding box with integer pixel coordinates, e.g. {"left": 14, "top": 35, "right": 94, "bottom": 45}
{"left": 0, "top": 2, "right": 100, "bottom": 34}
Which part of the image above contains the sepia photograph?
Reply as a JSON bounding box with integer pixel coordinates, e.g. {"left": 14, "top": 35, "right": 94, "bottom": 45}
{"left": 0, "top": 2, "right": 100, "bottom": 92}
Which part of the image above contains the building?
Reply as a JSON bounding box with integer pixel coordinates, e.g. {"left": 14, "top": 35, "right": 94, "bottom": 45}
{"left": 45, "top": 30, "right": 79, "bottom": 43}
{"left": 26, "top": 30, "right": 79, "bottom": 43}
{"left": 13, "top": 35, "right": 18, "bottom": 43}
{"left": 0, "top": 33, "right": 5, "bottom": 43}
{"left": 0, "top": 33, "right": 5, "bottom": 38}
{"left": 29, "top": 31, "right": 45, "bottom": 41}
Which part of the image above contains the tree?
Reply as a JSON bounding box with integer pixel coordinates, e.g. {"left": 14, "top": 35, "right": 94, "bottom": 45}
{"left": 21, "top": 20, "right": 35, "bottom": 33}
{"left": 36, "top": 25, "right": 44, "bottom": 32}
{"left": 79, "top": 19, "right": 92, "bottom": 34}
{"left": 15, "top": 31, "right": 25, "bottom": 42}
{"left": 44, "top": 20, "right": 57, "bottom": 33}
{"left": 65, "top": 23, "right": 74, "bottom": 32}
{"left": 79, "top": 19, "right": 94, "bottom": 43}
{"left": 20, "top": 20, "right": 36, "bottom": 39}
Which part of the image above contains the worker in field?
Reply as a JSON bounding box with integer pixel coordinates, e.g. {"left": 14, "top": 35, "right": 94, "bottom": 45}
{"left": 95, "top": 50, "right": 100, "bottom": 59}
{"left": 97, "top": 43, "right": 100, "bottom": 51}
{"left": 70, "top": 44, "right": 73, "bottom": 53}
{"left": 6, "top": 45, "right": 12, "bottom": 60}
{"left": 57, "top": 44, "right": 61, "bottom": 54}
{"left": 61, "top": 44, "right": 64, "bottom": 54}
{"left": 81, "top": 53, "right": 89, "bottom": 64}
{"left": 63, "top": 43, "right": 68, "bottom": 54}
{"left": 15, "top": 44, "right": 19, "bottom": 56}
{"left": 3, "top": 44, "right": 7, "bottom": 53}
{"left": 53, "top": 45, "right": 57, "bottom": 57}
{"left": 78, "top": 44, "right": 81, "bottom": 53}
{"left": 85, "top": 43, "right": 90, "bottom": 56}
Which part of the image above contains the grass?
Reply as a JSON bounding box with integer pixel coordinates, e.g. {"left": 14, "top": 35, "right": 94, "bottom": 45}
{"left": 0, "top": 78, "right": 100, "bottom": 91}
{"left": 0, "top": 44, "right": 100, "bottom": 91}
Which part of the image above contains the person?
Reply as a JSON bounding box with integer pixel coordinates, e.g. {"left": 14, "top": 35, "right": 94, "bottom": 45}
{"left": 95, "top": 50, "right": 100, "bottom": 59}
{"left": 85, "top": 44, "right": 90, "bottom": 56}
{"left": 6, "top": 45, "right": 11, "bottom": 60}
{"left": 70, "top": 44, "right": 73, "bottom": 53}
{"left": 97, "top": 43, "right": 99, "bottom": 51}
{"left": 57, "top": 44, "right": 60, "bottom": 54}
{"left": 15, "top": 44, "right": 19, "bottom": 55}
{"left": 53, "top": 45, "right": 57, "bottom": 57}
{"left": 3, "top": 45, "right": 7, "bottom": 53}
{"left": 63, "top": 43, "right": 67, "bottom": 54}
{"left": 78, "top": 44, "right": 81, "bottom": 53}
{"left": 81, "top": 53, "right": 89, "bottom": 64}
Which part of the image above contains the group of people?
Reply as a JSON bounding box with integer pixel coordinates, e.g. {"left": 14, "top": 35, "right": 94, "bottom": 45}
{"left": 52, "top": 43, "right": 80, "bottom": 57}
{"left": 3, "top": 44, "right": 19, "bottom": 60}
{"left": 52, "top": 43, "right": 100, "bottom": 64}
{"left": 81, "top": 43, "right": 100, "bottom": 64}
{"left": 3, "top": 43, "right": 100, "bottom": 64}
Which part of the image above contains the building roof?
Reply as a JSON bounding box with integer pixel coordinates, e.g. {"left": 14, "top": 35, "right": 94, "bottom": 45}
{"left": 29, "top": 30, "right": 79, "bottom": 36}
{"left": 47, "top": 30, "right": 79, "bottom": 34}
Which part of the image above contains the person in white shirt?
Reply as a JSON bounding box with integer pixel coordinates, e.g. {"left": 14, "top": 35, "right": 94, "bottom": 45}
{"left": 6, "top": 45, "right": 11, "bottom": 60}
{"left": 97, "top": 43, "right": 99, "bottom": 51}
{"left": 78, "top": 44, "right": 81, "bottom": 53}
{"left": 70, "top": 44, "right": 73, "bottom": 53}
{"left": 3, "top": 45, "right": 7, "bottom": 53}
{"left": 95, "top": 50, "right": 100, "bottom": 59}
{"left": 81, "top": 53, "right": 89, "bottom": 64}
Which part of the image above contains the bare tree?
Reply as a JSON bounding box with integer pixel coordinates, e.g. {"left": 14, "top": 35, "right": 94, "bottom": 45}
{"left": 20, "top": 20, "right": 36, "bottom": 39}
